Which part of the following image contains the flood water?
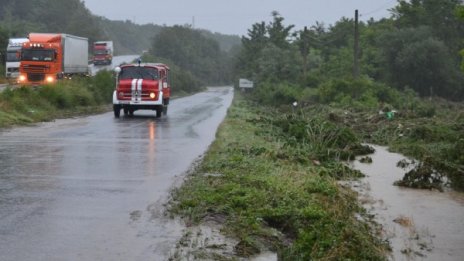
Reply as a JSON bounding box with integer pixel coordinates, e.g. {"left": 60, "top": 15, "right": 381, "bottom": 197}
{"left": 349, "top": 145, "right": 464, "bottom": 261}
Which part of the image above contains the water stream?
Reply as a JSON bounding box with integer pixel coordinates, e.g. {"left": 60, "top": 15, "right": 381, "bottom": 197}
{"left": 348, "top": 145, "right": 464, "bottom": 260}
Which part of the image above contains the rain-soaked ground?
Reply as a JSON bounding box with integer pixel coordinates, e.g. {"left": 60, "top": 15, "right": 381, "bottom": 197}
{"left": 349, "top": 145, "right": 464, "bottom": 261}
{"left": 0, "top": 87, "right": 233, "bottom": 261}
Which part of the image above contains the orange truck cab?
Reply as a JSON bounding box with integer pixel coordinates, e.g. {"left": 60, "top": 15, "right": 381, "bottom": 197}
{"left": 18, "top": 33, "right": 89, "bottom": 85}
{"left": 112, "top": 62, "right": 171, "bottom": 118}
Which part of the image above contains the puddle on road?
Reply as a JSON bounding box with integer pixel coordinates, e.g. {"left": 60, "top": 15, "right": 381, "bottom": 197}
{"left": 348, "top": 145, "right": 464, "bottom": 261}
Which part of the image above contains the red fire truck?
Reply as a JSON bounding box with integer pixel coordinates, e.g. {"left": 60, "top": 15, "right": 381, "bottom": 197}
{"left": 112, "top": 62, "right": 171, "bottom": 118}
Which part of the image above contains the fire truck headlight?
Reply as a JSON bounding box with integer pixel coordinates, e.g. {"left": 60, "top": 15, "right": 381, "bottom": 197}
{"left": 18, "top": 74, "right": 26, "bottom": 82}
{"left": 46, "top": 76, "right": 55, "bottom": 83}
{"left": 150, "top": 92, "right": 156, "bottom": 99}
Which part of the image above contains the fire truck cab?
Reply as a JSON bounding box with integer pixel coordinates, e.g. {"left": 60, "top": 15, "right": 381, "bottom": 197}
{"left": 112, "top": 62, "right": 171, "bottom": 118}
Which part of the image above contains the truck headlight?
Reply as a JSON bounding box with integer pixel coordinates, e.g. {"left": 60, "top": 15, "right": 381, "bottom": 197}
{"left": 150, "top": 92, "right": 155, "bottom": 99}
{"left": 18, "top": 74, "right": 26, "bottom": 82}
{"left": 46, "top": 76, "right": 55, "bottom": 83}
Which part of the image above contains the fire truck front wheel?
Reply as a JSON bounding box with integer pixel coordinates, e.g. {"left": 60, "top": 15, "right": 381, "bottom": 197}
{"left": 155, "top": 107, "right": 163, "bottom": 118}
{"left": 113, "top": 105, "right": 121, "bottom": 118}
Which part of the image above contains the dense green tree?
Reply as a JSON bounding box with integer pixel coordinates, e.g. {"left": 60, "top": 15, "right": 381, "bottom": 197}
{"left": 234, "top": 1, "right": 464, "bottom": 103}
{"left": 256, "top": 43, "right": 301, "bottom": 83}
{"left": 236, "top": 12, "right": 297, "bottom": 82}
{"left": 392, "top": 0, "right": 464, "bottom": 55}
{"left": 0, "top": 0, "right": 101, "bottom": 42}
{"left": 0, "top": 26, "right": 8, "bottom": 51}
{"left": 380, "top": 26, "right": 463, "bottom": 98}
{"left": 456, "top": 5, "right": 464, "bottom": 71}
{"left": 0, "top": 0, "right": 45, "bottom": 35}
{"left": 150, "top": 26, "right": 232, "bottom": 85}
{"left": 36, "top": 0, "right": 101, "bottom": 44}
{"left": 236, "top": 21, "right": 267, "bottom": 78}
{"left": 359, "top": 18, "right": 395, "bottom": 80}
{"left": 0, "top": 26, "right": 9, "bottom": 75}
{"left": 198, "top": 29, "right": 241, "bottom": 52}
{"left": 97, "top": 18, "right": 162, "bottom": 55}
{"left": 267, "top": 11, "right": 294, "bottom": 49}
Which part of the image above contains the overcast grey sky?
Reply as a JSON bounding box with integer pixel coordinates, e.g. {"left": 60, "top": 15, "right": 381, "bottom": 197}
{"left": 83, "top": 0, "right": 398, "bottom": 36}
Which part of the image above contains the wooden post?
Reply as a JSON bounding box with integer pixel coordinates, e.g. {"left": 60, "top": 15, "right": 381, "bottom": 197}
{"left": 302, "top": 26, "right": 309, "bottom": 77}
{"left": 353, "top": 9, "right": 360, "bottom": 79}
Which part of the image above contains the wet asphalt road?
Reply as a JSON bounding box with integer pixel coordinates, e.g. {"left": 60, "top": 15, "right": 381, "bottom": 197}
{"left": 0, "top": 86, "right": 234, "bottom": 261}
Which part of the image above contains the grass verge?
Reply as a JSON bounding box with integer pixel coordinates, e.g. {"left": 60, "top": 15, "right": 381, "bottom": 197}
{"left": 0, "top": 71, "right": 114, "bottom": 128}
{"left": 169, "top": 93, "right": 388, "bottom": 260}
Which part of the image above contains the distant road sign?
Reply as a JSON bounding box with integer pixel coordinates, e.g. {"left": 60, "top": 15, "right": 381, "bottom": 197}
{"left": 239, "top": 78, "right": 254, "bottom": 88}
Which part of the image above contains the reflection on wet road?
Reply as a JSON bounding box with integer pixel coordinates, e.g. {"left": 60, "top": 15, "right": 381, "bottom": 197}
{"left": 0, "top": 87, "right": 233, "bottom": 261}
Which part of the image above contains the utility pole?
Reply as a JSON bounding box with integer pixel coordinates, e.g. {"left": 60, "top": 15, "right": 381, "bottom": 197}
{"left": 353, "top": 9, "right": 360, "bottom": 79}
{"left": 301, "top": 26, "right": 310, "bottom": 78}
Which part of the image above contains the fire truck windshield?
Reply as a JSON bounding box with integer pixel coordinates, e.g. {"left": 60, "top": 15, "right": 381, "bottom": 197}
{"left": 6, "top": 51, "right": 20, "bottom": 62}
{"left": 119, "top": 67, "right": 159, "bottom": 80}
{"left": 21, "top": 49, "right": 55, "bottom": 61}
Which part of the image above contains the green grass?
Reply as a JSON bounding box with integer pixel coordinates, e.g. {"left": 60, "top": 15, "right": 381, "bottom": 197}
{"left": 0, "top": 71, "right": 114, "bottom": 128}
{"left": 169, "top": 94, "right": 388, "bottom": 260}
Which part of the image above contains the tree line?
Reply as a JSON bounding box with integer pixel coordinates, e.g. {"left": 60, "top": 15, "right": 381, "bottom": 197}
{"left": 2, "top": 0, "right": 464, "bottom": 102}
{"left": 0, "top": 0, "right": 240, "bottom": 94}
{"left": 236, "top": 0, "right": 464, "bottom": 103}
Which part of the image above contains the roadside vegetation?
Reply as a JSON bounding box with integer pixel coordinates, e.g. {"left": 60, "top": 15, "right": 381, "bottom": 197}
{"left": 0, "top": 71, "right": 114, "bottom": 128}
{"left": 169, "top": 94, "right": 388, "bottom": 260}
{"left": 170, "top": 0, "right": 464, "bottom": 259}
{"left": 231, "top": 1, "right": 464, "bottom": 191}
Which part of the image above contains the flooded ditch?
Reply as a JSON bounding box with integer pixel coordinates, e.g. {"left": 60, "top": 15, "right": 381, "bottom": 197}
{"left": 168, "top": 221, "right": 278, "bottom": 261}
{"left": 348, "top": 145, "right": 464, "bottom": 260}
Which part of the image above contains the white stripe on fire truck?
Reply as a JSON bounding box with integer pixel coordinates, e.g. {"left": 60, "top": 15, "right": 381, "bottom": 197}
{"left": 137, "top": 79, "right": 143, "bottom": 98}
{"left": 131, "top": 79, "right": 137, "bottom": 102}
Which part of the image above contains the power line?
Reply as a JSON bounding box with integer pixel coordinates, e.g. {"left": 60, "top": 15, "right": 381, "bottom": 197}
{"left": 360, "top": 0, "right": 397, "bottom": 17}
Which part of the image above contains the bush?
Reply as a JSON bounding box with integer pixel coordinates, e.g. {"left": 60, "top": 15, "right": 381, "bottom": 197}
{"left": 312, "top": 77, "right": 419, "bottom": 111}
{"left": 0, "top": 75, "right": 115, "bottom": 127}
{"left": 39, "top": 84, "right": 74, "bottom": 109}
{"left": 90, "top": 70, "right": 115, "bottom": 103}
{"left": 252, "top": 81, "right": 302, "bottom": 106}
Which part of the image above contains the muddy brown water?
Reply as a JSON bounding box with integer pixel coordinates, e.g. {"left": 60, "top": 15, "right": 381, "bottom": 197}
{"left": 348, "top": 145, "right": 464, "bottom": 261}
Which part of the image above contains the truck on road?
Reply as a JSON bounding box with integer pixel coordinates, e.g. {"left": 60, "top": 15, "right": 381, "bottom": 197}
{"left": 113, "top": 62, "right": 171, "bottom": 118}
{"left": 5, "top": 38, "right": 29, "bottom": 79}
{"left": 93, "top": 41, "right": 113, "bottom": 65}
{"left": 18, "top": 33, "right": 89, "bottom": 85}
